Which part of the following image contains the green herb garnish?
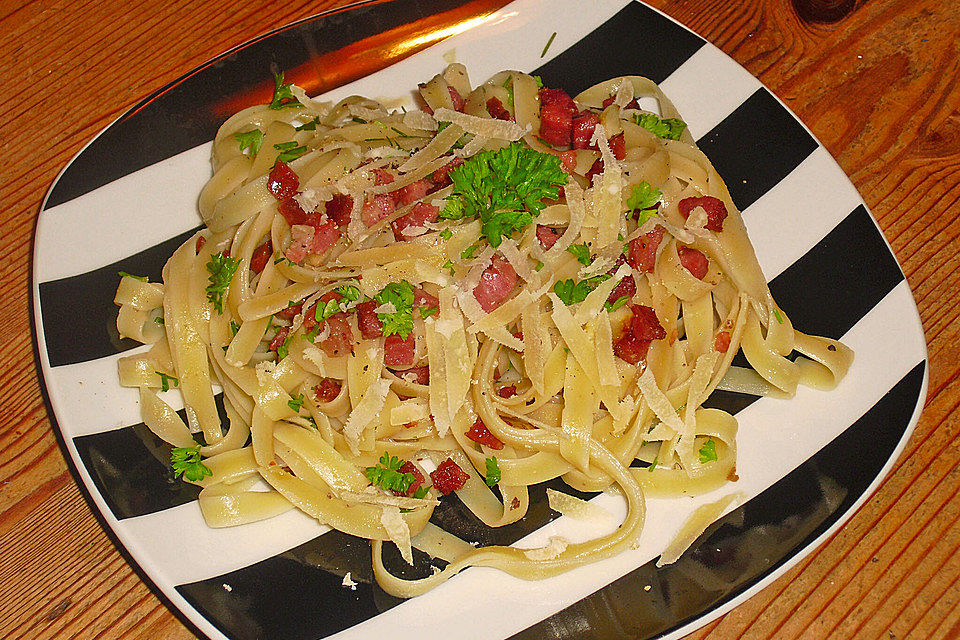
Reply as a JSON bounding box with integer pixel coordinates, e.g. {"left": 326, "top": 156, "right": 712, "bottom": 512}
{"left": 156, "top": 372, "right": 179, "bottom": 392}
{"left": 365, "top": 453, "right": 418, "bottom": 494}
{"left": 288, "top": 393, "right": 305, "bottom": 412}
{"left": 118, "top": 271, "right": 147, "bottom": 281}
{"left": 295, "top": 116, "right": 321, "bottom": 131}
{"left": 604, "top": 295, "right": 630, "bottom": 312}
{"left": 273, "top": 141, "right": 308, "bottom": 163}
{"left": 460, "top": 243, "right": 480, "bottom": 260}
{"left": 699, "top": 438, "right": 718, "bottom": 463}
{"left": 440, "top": 228, "right": 453, "bottom": 240}
{"left": 552, "top": 275, "right": 611, "bottom": 305}
{"left": 773, "top": 308, "right": 784, "bottom": 324}
{"left": 626, "top": 181, "right": 662, "bottom": 223}
{"left": 205, "top": 252, "right": 240, "bottom": 314}
{"left": 420, "top": 306, "right": 438, "bottom": 319}
{"left": 634, "top": 113, "right": 686, "bottom": 141}
{"left": 269, "top": 71, "right": 302, "bottom": 110}
{"left": 566, "top": 243, "right": 592, "bottom": 265}
{"left": 234, "top": 129, "right": 264, "bottom": 155}
{"left": 540, "top": 32, "right": 557, "bottom": 58}
{"left": 171, "top": 445, "right": 212, "bottom": 482}
{"left": 485, "top": 457, "right": 501, "bottom": 487}
{"left": 440, "top": 142, "right": 567, "bottom": 247}
{"left": 375, "top": 281, "right": 415, "bottom": 339}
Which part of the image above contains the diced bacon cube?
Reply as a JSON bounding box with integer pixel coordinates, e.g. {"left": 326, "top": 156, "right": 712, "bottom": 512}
{"left": 395, "top": 461, "right": 425, "bottom": 497}
{"left": 678, "top": 196, "right": 728, "bottom": 232}
{"left": 486, "top": 96, "right": 513, "bottom": 121}
{"left": 465, "top": 417, "right": 505, "bottom": 450}
{"left": 325, "top": 194, "right": 354, "bottom": 227}
{"left": 269, "top": 326, "right": 290, "bottom": 352}
{"left": 430, "top": 458, "right": 470, "bottom": 494}
{"left": 285, "top": 225, "right": 315, "bottom": 263}
{"left": 572, "top": 112, "right": 600, "bottom": 150}
{"left": 609, "top": 132, "right": 626, "bottom": 160}
{"left": 413, "top": 287, "right": 439, "bottom": 310}
{"left": 372, "top": 168, "right": 395, "bottom": 186}
{"left": 538, "top": 87, "right": 577, "bottom": 147}
{"left": 310, "top": 219, "right": 341, "bottom": 256}
{"left": 267, "top": 161, "right": 300, "bottom": 201}
{"left": 250, "top": 240, "right": 272, "bottom": 274}
{"left": 361, "top": 195, "right": 395, "bottom": 227}
{"left": 195, "top": 235, "right": 207, "bottom": 254}
{"left": 612, "top": 331, "right": 650, "bottom": 365}
{"left": 276, "top": 301, "right": 302, "bottom": 322}
{"left": 601, "top": 95, "right": 639, "bottom": 110}
{"left": 536, "top": 225, "right": 563, "bottom": 250}
{"left": 395, "top": 179, "right": 433, "bottom": 206}
{"left": 448, "top": 85, "right": 465, "bottom": 112}
{"left": 627, "top": 226, "right": 665, "bottom": 273}
{"left": 392, "top": 202, "right": 440, "bottom": 241}
{"left": 714, "top": 331, "right": 731, "bottom": 353}
{"left": 314, "top": 378, "right": 342, "bottom": 402}
{"left": 278, "top": 197, "right": 309, "bottom": 227}
{"left": 678, "top": 246, "right": 709, "bottom": 280}
{"left": 431, "top": 157, "right": 463, "bottom": 186}
{"left": 473, "top": 254, "right": 518, "bottom": 312}
{"left": 384, "top": 333, "right": 415, "bottom": 367}
{"left": 318, "top": 315, "right": 353, "bottom": 358}
{"left": 558, "top": 150, "right": 578, "bottom": 174}
{"left": 401, "top": 365, "right": 430, "bottom": 386}
{"left": 629, "top": 304, "right": 666, "bottom": 342}
{"left": 356, "top": 300, "right": 384, "bottom": 339}
{"left": 497, "top": 385, "right": 518, "bottom": 398}
{"left": 607, "top": 274, "right": 636, "bottom": 305}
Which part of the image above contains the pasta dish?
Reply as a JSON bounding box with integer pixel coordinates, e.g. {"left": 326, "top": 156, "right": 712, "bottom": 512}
{"left": 114, "top": 64, "right": 853, "bottom": 596}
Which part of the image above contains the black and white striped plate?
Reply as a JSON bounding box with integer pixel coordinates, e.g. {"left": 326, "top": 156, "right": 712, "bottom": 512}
{"left": 32, "top": 1, "right": 928, "bottom": 638}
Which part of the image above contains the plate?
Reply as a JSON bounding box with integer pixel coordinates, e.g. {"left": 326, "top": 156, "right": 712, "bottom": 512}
{"left": 32, "top": 1, "right": 928, "bottom": 639}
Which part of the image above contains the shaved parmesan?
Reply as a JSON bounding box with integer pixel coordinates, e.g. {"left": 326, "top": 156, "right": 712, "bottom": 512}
{"left": 342, "top": 572, "right": 357, "bottom": 590}
{"left": 380, "top": 505, "right": 414, "bottom": 565}
{"left": 403, "top": 110, "right": 437, "bottom": 131}
{"left": 433, "top": 107, "right": 527, "bottom": 141}
{"left": 636, "top": 367, "right": 684, "bottom": 432}
{"left": 546, "top": 488, "right": 611, "bottom": 523}
{"left": 523, "top": 536, "right": 569, "bottom": 561}
{"left": 658, "top": 493, "right": 743, "bottom": 566}
{"left": 342, "top": 379, "right": 392, "bottom": 453}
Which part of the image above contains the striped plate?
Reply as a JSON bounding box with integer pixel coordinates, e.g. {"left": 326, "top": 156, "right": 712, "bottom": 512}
{"left": 32, "top": 1, "right": 928, "bottom": 639}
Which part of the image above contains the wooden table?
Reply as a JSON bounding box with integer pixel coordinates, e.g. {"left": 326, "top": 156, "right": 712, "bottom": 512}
{"left": 3, "top": 0, "right": 958, "bottom": 638}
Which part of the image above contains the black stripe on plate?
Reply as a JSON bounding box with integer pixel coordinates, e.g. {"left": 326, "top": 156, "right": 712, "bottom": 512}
{"left": 534, "top": 2, "right": 705, "bottom": 95}
{"left": 510, "top": 360, "right": 925, "bottom": 640}
{"left": 73, "top": 393, "right": 229, "bottom": 519}
{"left": 44, "top": 0, "right": 481, "bottom": 210}
{"left": 39, "top": 227, "right": 199, "bottom": 368}
{"left": 696, "top": 88, "right": 819, "bottom": 211}
{"left": 768, "top": 204, "right": 904, "bottom": 340}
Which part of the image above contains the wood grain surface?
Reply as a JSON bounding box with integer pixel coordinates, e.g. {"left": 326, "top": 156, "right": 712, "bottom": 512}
{"left": 2, "top": 0, "right": 958, "bottom": 639}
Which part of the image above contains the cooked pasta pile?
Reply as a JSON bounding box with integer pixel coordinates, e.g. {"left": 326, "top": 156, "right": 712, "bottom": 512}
{"left": 114, "top": 64, "right": 853, "bottom": 596}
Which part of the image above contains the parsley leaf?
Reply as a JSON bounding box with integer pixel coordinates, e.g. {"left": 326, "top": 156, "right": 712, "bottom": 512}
{"left": 156, "top": 372, "right": 179, "bottom": 392}
{"left": 627, "top": 181, "right": 661, "bottom": 214}
{"left": 552, "top": 275, "right": 611, "bottom": 305}
{"left": 699, "top": 438, "right": 718, "bottom": 463}
{"left": 335, "top": 284, "right": 361, "bottom": 303}
{"left": 170, "top": 445, "right": 212, "bottom": 482}
{"left": 413, "top": 486, "right": 429, "bottom": 499}
{"left": 439, "top": 228, "right": 453, "bottom": 240}
{"left": 460, "top": 243, "right": 480, "bottom": 260}
{"left": 288, "top": 393, "right": 305, "bottom": 412}
{"left": 485, "top": 456, "right": 501, "bottom": 487}
{"left": 273, "top": 141, "right": 308, "bottom": 163}
{"left": 315, "top": 297, "right": 344, "bottom": 323}
{"left": 566, "top": 243, "right": 592, "bottom": 265}
{"left": 234, "top": 129, "right": 264, "bottom": 155}
{"left": 532, "top": 75, "right": 544, "bottom": 88}
{"left": 773, "top": 308, "right": 784, "bottom": 324}
{"left": 365, "top": 453, "right": 417, "bottom": 494}
{"left": 440, "top": 142, "right": 567, "bottom": 247}
{"left": 154, "top": 316, "right": 165, "bottom": 326}
{"left": 541, "top": 32, "right": 557, "bottom": 58}
{"left": 534, "top": 260, "right": 544, "bottom": 271}
{"left": 375, "top": 281, "right": 415, "bottom": 339}
{"left": 118, "top": 271, "right": 147, "bottom": 281}
{"left": 420, "top": 306, "right": 438, "bottom": 319}
{"left": 269, "top": 71, "right": 302, "bottom": 110}
{"left": 295, "top": 116, "right": 321, "bottom": 131}
{"left": 206, "top": 252, "right": 240, "bottom": 314}
{"left": 276, "top": 331, "right": 294, "bottom": 360}
{"left": 442, "top": 259, "right": 456, "bottom": 275}
{"left": 230, "top": 320, "right": 240, "bottom": 336}
{"left": 604, "top": 295, "right": 630, "bottom": 312}
{"left": 634, "top": 113, "right": 687, "bottom": 141}
{"left": 648, "top": 455, "right": 658, "bottom": 472}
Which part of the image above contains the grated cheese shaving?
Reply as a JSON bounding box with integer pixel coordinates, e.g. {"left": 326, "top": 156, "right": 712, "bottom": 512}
{"left": 636, "top": 367, "right": 684, "bottom": 432}
{"left": 380, "top": 505, "right": 414, "bottom": 565}
{"left": 523, "top": 536, "right": 569, "bottom": 561}
{"left": 342, "top": 379, "right": 392, "bottom": 453}
{"left": 546, "top": 488, "right": 612, "bottom": 523}
{"left": 432, "top": 107, "right": 526, "bottom": 141}
{"left": 657, "top": 492, "right": 743, "bottom": 566}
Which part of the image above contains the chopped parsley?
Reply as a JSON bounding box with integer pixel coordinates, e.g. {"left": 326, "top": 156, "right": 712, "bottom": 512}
{"left": 295, "top": 116, "right": 321, "bottom": 131}
{"left": 268, "top": 71, "right": 302, "bottom": 110}
{"left": 648, "top": 455, "right": 658, "bottom": 472}
{"left": 234, "top": 129, "right": 264, "bottom": 155}
{"left": 276, "top": 331, "right": 294, "bottom": 360}
{"left": 540, "top": 31, "right": 557, "bottom": 58}
{"left": 634, "top": 112, "right": 687, "bottom": 141}
{"left": 566, "top": 243, "right": 592, "bottom": 265}
{"left": 314, "top": 297, "right": 345, "bottom": 323}
{"left": 626, "top": 181, "right": 662, "bottom": 223}
{"left": 773, "top": 308, "right": 784, "bottom": 324}
{"left": 442, "top": 259, "right": 456, "bottom": 275}
{"left": 420, "top": 306, "right": 438, "bottom": 319}
{"left": 230, "top": 320, "right": 240, "bottom": 336}
{"left": 375, "top": 281, "right": 415, "bottom": 339}
{"left": 604, "top": 295, "right": 630, "bottom": 312}
{"left": 156, "top": 372, "right": 179, "bottom": 392}
{"left": 153, "top": 316, "right": 165, "bottom": 326}
{"left": 485, "top": 456, "right": 501, "bottom": 487}
{"left": 205, "top": 252, "right": 240, "bottom": 314}
{"left": 534, "top": 260, "right": 544, "bottom": 271}
{"left": 460, "top": 243, "right": 480, "bottom": 260}
{"left": 440, "top": 142, "right": 567, "bottom": 247}
{"left": 170, "top": 445, "right": 212, "bottom": 482}
{"left": 532, "top": 75, "right": 544, "bottom": 88}
{"left": 553, "top": 275, "right": 611, "bottom": 306}
{"left": 273, "top": 141, "right": 308, "bottom": 163}
{"left": 288, "top": 393, "right": 305, "bottom": 412}
{"left": 439, "top": 228, "right": 453, "bottom": 240}
{"left": 699, "top": 438, "right": 718, "bottom": 463}
{"left": 118, "top": 271, "right": 147, "bottom": 281}
{"left": 365, "top": 453, "right": 418, "bottom": 494}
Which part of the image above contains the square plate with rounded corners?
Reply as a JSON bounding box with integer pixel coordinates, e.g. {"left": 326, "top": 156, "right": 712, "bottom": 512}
{"left": 32, "top": 1, "right": 927, "bottom": 639}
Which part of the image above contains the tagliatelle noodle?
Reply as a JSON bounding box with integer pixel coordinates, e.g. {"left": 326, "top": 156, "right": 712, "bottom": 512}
{"left": 114, "top": 65, "right": 853, "bottom": 598}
